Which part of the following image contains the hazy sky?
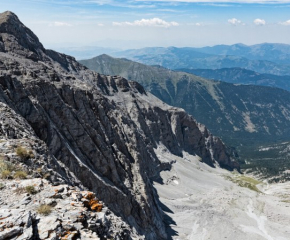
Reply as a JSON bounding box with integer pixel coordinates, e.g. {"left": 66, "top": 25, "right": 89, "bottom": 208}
{"left": 1, "top": 0, "right": 290, "bottom": 49}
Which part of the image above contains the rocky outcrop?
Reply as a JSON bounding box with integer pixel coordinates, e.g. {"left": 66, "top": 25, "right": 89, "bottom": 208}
{"left": 0, "top": 11, "right": 238, "bottom": 239}
{"left": 0, "top": 178, "right": 138, "bottom": 240}
{"left": 0, "top": 11, "right": 45, "bottom": 61}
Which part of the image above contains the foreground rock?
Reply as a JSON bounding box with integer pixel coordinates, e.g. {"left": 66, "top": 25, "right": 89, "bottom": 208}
{"left": 0, "top": 178, "right": 139, "bottom": 239}
{"left": 0, "top": 11, "right": 238, "bottom": 239}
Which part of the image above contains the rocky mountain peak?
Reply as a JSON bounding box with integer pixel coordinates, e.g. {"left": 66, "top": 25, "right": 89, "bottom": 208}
{"left": 0, "top": 11, "right": 44, "bottom": 60}
{"left": 0, "top": 11, "right": 18, "bottom": 24}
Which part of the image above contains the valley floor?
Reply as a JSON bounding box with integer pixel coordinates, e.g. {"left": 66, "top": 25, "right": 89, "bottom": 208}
{"left": 154, "top": 146, "right": 290, "bottom": 240}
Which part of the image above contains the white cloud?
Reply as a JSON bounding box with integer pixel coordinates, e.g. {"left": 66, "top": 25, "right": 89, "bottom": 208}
{"left": 112, "top": 18, "right": 179, "bottom": 27}
{"left": 253, "top": 19, "right": 266, "bottom": 25}
{"left": 51, "top": 22, "right": 73, "bottom": 27}
{"left": 228, "top": 18, "right": 242, "bottom": 25}
{"left": 97, "top": 23, "right": 104, "bottom": 27}
{"left": 187, "top": 22, "right": 204, "bottom": 26}
{"left": 280, "top": 20, "right": 290, "bottom": 25}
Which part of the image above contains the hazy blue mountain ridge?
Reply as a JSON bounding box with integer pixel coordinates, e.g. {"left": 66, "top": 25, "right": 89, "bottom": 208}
{"left": 191, "top": 43, "right": 290, "bottom": 65}
{"left": 111, "top": 46, "right": 290, "bottom": 76}
{"left": 178, "top": 68, "right": 290, "bottom": 92}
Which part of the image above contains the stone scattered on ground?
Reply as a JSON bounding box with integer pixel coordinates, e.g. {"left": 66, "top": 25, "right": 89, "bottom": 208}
{"left": 0, "top": 178, "right": 140, "bottom": 240}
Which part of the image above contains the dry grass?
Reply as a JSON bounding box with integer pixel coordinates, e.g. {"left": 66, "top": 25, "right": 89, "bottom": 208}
{"left": 25, "top": 185, "right": 37, "bottom": 195}
{"left": 14, "top": 170, "right": 27, "bottom": 179}
{"left": 16, "top": 146, "right": 34, "bottom": 160}
{"left": 1, "top": 170, "right": 11, "bottom": 179}
{"left": 0, "top": 159, "right": 16, "bottom": 172}
{"left": 37, "top": 204, "right": 52, "bottom": 216}
{"left": 0, "top": 159, "right": 28, "bottom": 179}
{"left": 224, "top": 174, "right": 262, "bottom": 193}
{"left": 0, "top": 159, "right": 14, "bottom": 179}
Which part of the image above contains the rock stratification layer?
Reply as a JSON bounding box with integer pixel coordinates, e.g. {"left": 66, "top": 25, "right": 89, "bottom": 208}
{"left": 0, "top": 11, "right": 238, "bottom": 239}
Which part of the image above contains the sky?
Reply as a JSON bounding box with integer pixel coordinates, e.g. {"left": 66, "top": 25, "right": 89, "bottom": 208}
{"left": 1, "top": 0, "right": 290, "bottom": 50}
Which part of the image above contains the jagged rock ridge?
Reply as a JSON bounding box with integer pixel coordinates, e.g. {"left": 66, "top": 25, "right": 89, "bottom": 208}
{"left": 0, "top": 11, "right": 238, "bottom": 239}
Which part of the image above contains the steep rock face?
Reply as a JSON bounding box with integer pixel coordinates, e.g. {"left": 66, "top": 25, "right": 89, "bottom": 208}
{"left": 80, "top": 55, "right": 290, "bottom": 147}
{"left": 0, "top": 11, "right": 238, "bottom": 239}
{"left": 0, "top": 101, "right": 78, "bottom": 186}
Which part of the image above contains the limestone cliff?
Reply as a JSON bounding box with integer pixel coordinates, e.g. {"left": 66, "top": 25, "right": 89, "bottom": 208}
{"left": 0, "top": 11, "right": 238, "bottom": 239}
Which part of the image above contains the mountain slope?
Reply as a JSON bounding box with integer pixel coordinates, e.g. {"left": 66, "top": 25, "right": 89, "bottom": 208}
{"left": 80, "top": 54, "right": 290, "bottom": 147}
{"left": 178, "top": 67, "right": 290, "bottom": 92}
{"left": 0, "top": 11, "right": 238, "bottom": 239}
{"left": 111, "top": 46, "right": 290, "bottom": 76}
{"left": 193, "top": 43, "right": 290, "bottom": 65}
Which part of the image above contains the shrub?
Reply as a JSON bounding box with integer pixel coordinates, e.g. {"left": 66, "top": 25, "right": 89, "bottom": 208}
{"left": 1, "top": 170, "right": 11, "bottom": 179}
{"left": 25, "top": 185, "right": 37, "bottom": 195}
{"left": 14, "top": 171, "right": 27, "bottom": 179}
{"left": 0, "top": 159, "right": 16, "bottom": 172}
{"left": 37, "top": 204, "right": 52, "bottom": 216}
{"left": 0, "top": 159, "right": 29, "bottom": 180}
{"left": 16, "top": 146, "right": 34, "bottom": 160}
{"left": 0, "top": 159, "right": 17, "bottom": 179}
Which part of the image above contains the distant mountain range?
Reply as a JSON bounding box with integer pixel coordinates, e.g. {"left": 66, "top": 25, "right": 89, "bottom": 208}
{"left": 80, "top": 54, "right": 290, "bottom": 147}
{"left": 190, "top": 43, "right": 290, "bottom": 65}
{"left": 111, "top": 45, "right": 290, "bottom": 76}
{"left": 178, "top": 68, "right": 290, "bottom": 92}
{"left": 55, "top": 46, "right": 119, "bottom": 60}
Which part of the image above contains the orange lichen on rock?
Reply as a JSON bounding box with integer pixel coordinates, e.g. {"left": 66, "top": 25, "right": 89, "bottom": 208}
{"left": 90, "top": 200, "right": 103, "bottom": 212}
{"left": 82, "top": 191, "right": 103, "bottom": 212}
{"left": 61, "top": 231, "right": 78, "bottom": 240}
{"left": 83, "top": 192, "right": 95, "bottom": 200}
{"left": 61, "top": 231, "right": 71, "bottom": 240}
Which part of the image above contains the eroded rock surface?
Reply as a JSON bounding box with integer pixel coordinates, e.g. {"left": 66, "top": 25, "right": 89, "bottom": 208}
{"left": 0, "top": 178, "right": 138, "bottom": 240}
